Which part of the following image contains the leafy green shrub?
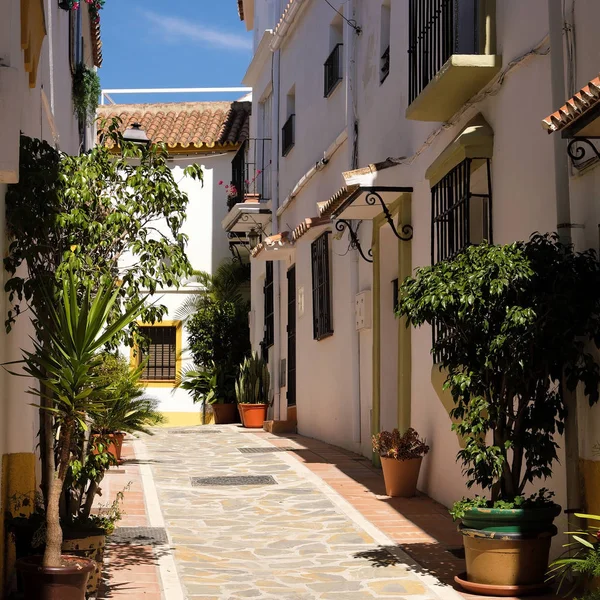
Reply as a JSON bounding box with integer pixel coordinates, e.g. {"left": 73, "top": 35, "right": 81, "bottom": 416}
{"left": 397, "top": 234, "right": 600, "bottom": 510}
{"left": 72, "top": 63, "right": 101, "bottom": 123}
{"left": 235, "top": 352, "right": 271, "bottom": 405}
{"left": 372, "top": 428, "right": 429, "bottom": 460}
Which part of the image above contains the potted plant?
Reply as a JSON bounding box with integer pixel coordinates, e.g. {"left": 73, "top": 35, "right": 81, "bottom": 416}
{"left": 178, "top": 363, "right": 238, "bottom": 424}
{"left": 236, "top": 352, "right": 271, "bottom": 428}
{"left": 547, "top": 512, "right": 600, "bottom": 596}
{"left": 397, "top": 234, "right": 600, "bottom": 592}
{"left": 12, "top": 270, "right": 146, "bottom": 599}
{"left": 372, "top": 428, "right": 429, "bottom": 497}
{"left": 92, "top": 353, "right": 164, "bottom": 461}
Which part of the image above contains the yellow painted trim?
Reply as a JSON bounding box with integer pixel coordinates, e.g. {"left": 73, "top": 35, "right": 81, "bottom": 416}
{"left": 1, "top": 453, "right": 36, "bottom": 592}
{"left": 21, "top": 0, "right": 47, "bottom": 88}
{"left": 131, "top": 320, "right": 183, "bottom": 388}
{"left": 425, "top": 114, "right": 494, "bottom": 186}
{"left": 158, "top": 411, "right": 214, "bottom": 427}
{"left": 397, "top": 195, "right": 412, "bottom": 432}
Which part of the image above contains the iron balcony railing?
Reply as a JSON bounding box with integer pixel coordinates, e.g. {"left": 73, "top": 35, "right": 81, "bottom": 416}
{"left": 324, "top": 43, "right": 343, "bottom": 97}
{"left": 408, "top": 0, "right": 479, "bottom": 104}
{"left": 229, "top": 138, "right": 272, "bottom": 209}
{"left": 282, "top": 114, "right": 295, "bottom": 157}
{"left": 380, "top": 45, "right": 390, "bottom": 83}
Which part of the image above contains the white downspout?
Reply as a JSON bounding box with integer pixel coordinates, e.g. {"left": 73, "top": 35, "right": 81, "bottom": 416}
{"left": 271, "top": 46, "right": 283, "bottom": 421}
{"left": 346, "top": 0, "right": 361, "bottom": 444}
{"left": 548, "top": 0, "right": 580, "bottom": 521}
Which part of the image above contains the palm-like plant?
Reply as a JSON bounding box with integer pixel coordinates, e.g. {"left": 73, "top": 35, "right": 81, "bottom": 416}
{"left": 16, "top": 270, "right": 146, "bottom": 567}
{"left": 235, "top": 352, "right": 271, "bottom": 405}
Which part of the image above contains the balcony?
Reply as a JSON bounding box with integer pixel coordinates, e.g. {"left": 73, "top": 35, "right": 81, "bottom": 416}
{"left": 282, "top": 114, "right": 295, "bottom": 157}
{"left": 324, "top": 43, "right": 343, "bottom": 98}
{"left": 229, "top": 138, "right": 272, "bottom": 210}
{"left": 406, "top": 0, "right": 500, "bottom": 122}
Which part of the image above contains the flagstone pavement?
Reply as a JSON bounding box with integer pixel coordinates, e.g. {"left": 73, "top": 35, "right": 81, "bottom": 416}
{"left": 101, "top": 424, "right": 464, "bottom": 600}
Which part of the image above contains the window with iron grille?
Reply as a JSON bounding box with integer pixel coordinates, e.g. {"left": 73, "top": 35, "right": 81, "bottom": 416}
{"left": 263, "top": 261, "right": 274, "bottom": 349}
{"left": 380, "top": 46, "right": 390, "bottom": 83}
{"left": 282, "top": 114, "right": 295, "bottom": 157}
{"left": 408, "top": 0, "right": 479, "bottom": 104}
{"left": 324, "top": 43, "right": 343, "bottom": 97}
{"left": 431, "top": 157, "right": 492, "bottom": 362}
{"left": 139, "top": 326, "right": 178, "bottom": 381}
{"left": 311, "top": 232, "right": 333, "bottom": 340}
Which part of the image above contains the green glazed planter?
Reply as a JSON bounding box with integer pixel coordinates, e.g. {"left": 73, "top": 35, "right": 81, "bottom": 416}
{"left": 460, "top": 503, "right": 561, "bottom": 533}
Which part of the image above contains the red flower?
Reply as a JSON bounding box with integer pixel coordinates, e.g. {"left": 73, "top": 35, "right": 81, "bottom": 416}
{"left": 218, "top": 180, "right": 224, "bottom": 185}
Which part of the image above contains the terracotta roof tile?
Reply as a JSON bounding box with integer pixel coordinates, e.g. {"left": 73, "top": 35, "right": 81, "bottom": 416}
{"left": 291, "top": 216, "right": 330, "bottom": 242}
{"left": 251, "top": 231, "right": 292, "bottom": 259}
{"left": 90, "top": 18, "right": 102, "bottom": 67}
{"left": 542, "top": 74, "right": 600, "bottom": 133}
{"left": 317, "top": 185, "right": 360, "bottom": 219}
{"left": 237, "top": 0, "right": 244, "bottom": 20}
{"left": 97, "top": 101, "right": 251, "bottom": 151}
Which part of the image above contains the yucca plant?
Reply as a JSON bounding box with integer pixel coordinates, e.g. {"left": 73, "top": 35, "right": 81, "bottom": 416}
{"left": 235, "top": 352, "right": 271, "bottom": 405}
{"left": 14, "top": 270, "right": 146, "bottom": 568}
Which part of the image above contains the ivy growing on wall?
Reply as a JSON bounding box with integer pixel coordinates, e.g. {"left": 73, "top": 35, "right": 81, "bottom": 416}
{"left": 72, "top": 62, "right": 101, "bottom": 124}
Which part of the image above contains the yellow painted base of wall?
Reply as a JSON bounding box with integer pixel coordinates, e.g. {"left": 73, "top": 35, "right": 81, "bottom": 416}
{"left": 1, "top": 452, "right": 37, "bottom": 595}
{"left": 581, "top": 458, "right": 600, "bottom": 516}
{"left": 158, "top": 411, "right": 215, "bottom": 427}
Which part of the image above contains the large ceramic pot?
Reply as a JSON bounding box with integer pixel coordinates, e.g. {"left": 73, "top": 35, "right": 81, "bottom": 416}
{"left": 456, "top": 504, "right": 561, "bottom": 594}
{"left": 92, "top": 432, "right": 125, "bottom": 463}
{"left": 212, "top": 403, "right": 237, "bottom": 424}
{"left": 16, "top": 555, "right": 95, "bottom": 600}
{"left": 62, "top": 529, "right": 106, "bottom": 599}
{"left": 380, "top": 456, "right": 422, "bottom": 497}
{"left": 238, "top": 403, "right": 268, "bottom": 428}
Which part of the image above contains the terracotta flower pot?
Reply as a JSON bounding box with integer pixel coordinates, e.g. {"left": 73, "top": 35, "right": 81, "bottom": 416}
{"left": 92, "top": 432, "right": 125, "bottom": 463}
{"left": 62, "top": 530, "right": 106, "bottom": 599}
{"left": 238, "top": 403, "right": 268, "bottom": 428}
{"left": 212, "top": 403, "right": 237, "bottom": 424}
{"left": 380, "top": 456, "right": 422, "bottom": 497}
{"left": 16, "top": 554, "right": 95, "bottom": 600}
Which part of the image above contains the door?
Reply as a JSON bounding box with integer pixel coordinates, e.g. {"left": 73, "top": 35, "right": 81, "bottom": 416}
{"left": 287, "top": 266, "right": 296, "bottom": 406}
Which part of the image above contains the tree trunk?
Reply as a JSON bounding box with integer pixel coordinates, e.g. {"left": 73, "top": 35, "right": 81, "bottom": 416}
{"left": 81, "top": 477, "right": 100, "bottom": 521}
{"left": 43, "top": 422, "right": 72, "bottom": 568}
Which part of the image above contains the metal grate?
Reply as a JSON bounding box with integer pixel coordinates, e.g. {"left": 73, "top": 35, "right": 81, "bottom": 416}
{"left": 380, "top": 45, "right": 390, "bottom": 83}
{"left": 263, "top": 261, "right": 274, "bottom": 351}
{"left": 282, "top": 114, "right": 295, "bottom": 157}
{"left": 237, "top": 447, "right": 298, "bottom": 454}
{"left": 324, "top": 43, "right": 343, "bottom": 97}
{"left": 408, "top": 0, "right": 479, "bottom": 104}
{"left": 311, "top": 232, "right": 333, "bottom": 340}
{"left": 110, "top": 527, "right": 168, "bottom": 545}
{"left": 139, "top": 326, "right": 177, "bottom": 381}
{"left": 168, "top": 429, "right": 222, "bottom": 434}
{"left": 229, "top": 138, "right": 272, "bottom": 209}
{"left": 191, "top": 475, "right": 277, "bottom": 486}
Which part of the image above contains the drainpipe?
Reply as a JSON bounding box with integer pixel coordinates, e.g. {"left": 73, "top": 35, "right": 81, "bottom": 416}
{"left": 548, "top": 0, "right": 581, "bottom": 520}
{"left": 346, "top": 0, "right": 361, "bottom": 444}
{"left": 271, "top": 47, "right": 283, "bottom": 421}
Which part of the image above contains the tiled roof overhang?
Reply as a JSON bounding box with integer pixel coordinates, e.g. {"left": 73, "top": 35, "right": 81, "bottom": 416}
{"left": 91, "top": 18, "right": 102, "bottom": 67}
{"left": 251, "top": 231, "right": 294, "bottom": 261}
{"left": 97, "top": 101, "right": 251, "bottom": 152}
{"left": 317, "top": 185, "right": 360, "bottom": 220}
{"left": 291, "top": 216, "right": 330, "bottom": 242}
{"left": 542, "top": 75, "right": 600, "bottom": 136}
{"left": 237, "top": 0, "right": 244, "bottom": 20}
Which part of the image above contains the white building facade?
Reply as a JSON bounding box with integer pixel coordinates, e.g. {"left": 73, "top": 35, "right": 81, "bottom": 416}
{"left": 234, "top": 0, "right": 600, "bottom": 540}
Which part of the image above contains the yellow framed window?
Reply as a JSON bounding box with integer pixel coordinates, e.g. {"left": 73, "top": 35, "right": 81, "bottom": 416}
{"left": 135, "top": 321, "right": 182, "bottom": 386}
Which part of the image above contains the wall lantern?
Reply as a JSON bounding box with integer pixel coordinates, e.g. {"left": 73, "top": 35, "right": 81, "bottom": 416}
{"left": 248, "top": 229, "right": 261, "bottom": 250}
{"left": 123, "top": 122, "right": 150, "bottom": 146}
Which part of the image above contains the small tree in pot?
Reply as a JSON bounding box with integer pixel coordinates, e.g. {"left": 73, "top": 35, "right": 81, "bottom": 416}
{"left": 12, "top": 271, "right": 146, "bottom": 599}
{"left": 235, "top": 352, "right": 271, "bottom": 428}
{"left": 372, "top": 428, "right": 429, "bottom": 497}
{"left": 397, "top": 234, "right": 600, "bottom": 591}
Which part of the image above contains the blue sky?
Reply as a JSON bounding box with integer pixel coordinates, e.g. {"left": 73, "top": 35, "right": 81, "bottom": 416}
{"left": 99, "top": 1, "right": 253, "bottom": 104}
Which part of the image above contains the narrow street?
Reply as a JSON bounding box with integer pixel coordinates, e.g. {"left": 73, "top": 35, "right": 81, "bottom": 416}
{"left": 100, "top": 426, "right": 465, "bottom": 600}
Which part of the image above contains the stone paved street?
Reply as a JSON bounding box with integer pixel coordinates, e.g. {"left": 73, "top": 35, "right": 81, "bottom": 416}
{"left": 140, "top": 425, "right": 460, "bottom": 600}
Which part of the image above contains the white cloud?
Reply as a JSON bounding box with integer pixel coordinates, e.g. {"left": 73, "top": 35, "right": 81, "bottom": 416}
{"left": 141, "top": 10, "right": 252, "bottom": 51}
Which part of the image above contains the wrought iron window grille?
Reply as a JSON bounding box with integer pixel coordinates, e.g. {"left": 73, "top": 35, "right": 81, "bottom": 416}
{"left": 430, "top": 157, "right": 492, "bottom": 362}
{"left": 282, "top": 114, "right": 295, "bottom": 157}
{"left": 380, "top": 46, "right": 390, "bottom": 83}
{"left": 230, "top": 138, "right": 272, "bottom": 209}
{"left": 287, "top": 266, "right": 297, "bottom": 407}
{"left": 263, "top": 261, "right": 275, "bottom": 349}
{"left": 139, "top": 326, "right": 177, "bottom": 381}
{"left": 311, "top": 232, "right": 334, "bottom": 340}
{"left": 408, "top": 0, "right": 479, "bottom": 104}
{"left": 324, "top": 43, "right": 344, "bottom": 98}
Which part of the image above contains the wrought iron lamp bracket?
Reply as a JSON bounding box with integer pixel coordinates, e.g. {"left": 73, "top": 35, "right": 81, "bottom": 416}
{"left": 335, "top": 219, "right": 373, "bottom": 263}
{"left": 365, "top": 191, "right": 413, "bottom": 241}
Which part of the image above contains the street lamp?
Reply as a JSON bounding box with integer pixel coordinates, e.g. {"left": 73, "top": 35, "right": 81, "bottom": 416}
{"left": 123, "top": 122, "right": 150, "bottom": 146}
{"left": 248, "top": 229, "right": 261, "bottom": 250}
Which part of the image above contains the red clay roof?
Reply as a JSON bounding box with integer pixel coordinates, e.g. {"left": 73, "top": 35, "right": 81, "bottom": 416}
{"left": 542, "top": 74, "right": 600, "bottom": 133}
{"left": 237, "top": 0, "right": 244, "bottom": 20}
{"left": 91, "top": 17, "right": 102, "bottom": 67}
{"left": 97, "top": 101, "right": 251, "bottom": 151}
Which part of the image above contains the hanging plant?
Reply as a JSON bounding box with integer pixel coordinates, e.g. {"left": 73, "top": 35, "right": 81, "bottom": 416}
{"left": 72, "top": 62, "right": 101, "bottom": 124}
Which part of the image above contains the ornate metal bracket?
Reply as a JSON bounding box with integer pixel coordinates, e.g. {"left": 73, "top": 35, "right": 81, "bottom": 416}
{"left": 567, "top": 137, "right": 600, "bottom": 165}
{"left": 365, "top": 191, "right": 413, "bottom": 241}
{"left": 335, "top": 220, "right": 373, "bottom": 263}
